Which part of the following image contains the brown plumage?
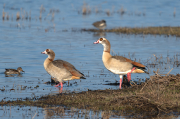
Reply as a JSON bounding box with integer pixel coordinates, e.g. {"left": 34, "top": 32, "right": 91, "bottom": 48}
{"left": 94, "top": 37, "right": 147, "bottom": 89}
{"left": 51, "top": 60, "right": 84, "bottom": 79}
{"left": 124, "top": 57, "right": 145, "bottom": 68}
{"left": 5, "top": 67, "right": 24, "bottom": 76}
{"left": 41, "top": 49, "right": 85, "bottom": 90}
{"left": 112, "top": 56, "right": 146, "bottom": 68}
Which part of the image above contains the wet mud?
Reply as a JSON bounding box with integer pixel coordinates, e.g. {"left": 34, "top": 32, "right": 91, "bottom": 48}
{"left": 1, "top": 74, "right": 180, "bottom": 118}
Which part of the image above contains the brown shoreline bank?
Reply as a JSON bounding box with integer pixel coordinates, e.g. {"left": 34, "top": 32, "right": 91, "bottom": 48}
{"left": 81, "top": 26, "right": 180, "bottom": 37}
{"left": 1, "top": 74, "right": 180, "bottom": 118}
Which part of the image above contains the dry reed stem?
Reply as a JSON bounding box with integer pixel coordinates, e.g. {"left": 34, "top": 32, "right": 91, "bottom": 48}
{"left": 166, "top": 68, "right": 173, "bottom": 76}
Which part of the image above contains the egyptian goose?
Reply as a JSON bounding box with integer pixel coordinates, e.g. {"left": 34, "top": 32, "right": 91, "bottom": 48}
{"left": 41, "top": 49, "right": 85, "bottom": 90}
{"left": 94, "top": 38, "right": 147, "bottom": 89}
{"left": 92, "top": 20, "right": 106, "bottom": 30}
{"left": 5, "top": 67, "right": 24, "bottom": 75}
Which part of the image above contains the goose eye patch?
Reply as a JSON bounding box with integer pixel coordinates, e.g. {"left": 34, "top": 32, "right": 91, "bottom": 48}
{"left": 100, "top": 38, "right": 103, "bottom": 41}
{"left": 46, "top": 49, "right": 49, "bottom": 52}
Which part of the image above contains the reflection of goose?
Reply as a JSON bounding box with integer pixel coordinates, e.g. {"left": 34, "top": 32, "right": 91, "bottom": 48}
{"left": 41, "top": 49, "right": 85, "bottom": 91}
{"left": 5, "top": 67, "right": 24, "bottom": 76}
{"left": 94, "top": 38, "right": 147, "bottom": 89}
{"left": 92, "top": 20, "right": 106, "bottom": 30}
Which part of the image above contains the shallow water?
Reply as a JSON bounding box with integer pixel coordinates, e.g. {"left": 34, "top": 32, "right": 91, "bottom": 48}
{"left": 0, "top": 105, "right": 125, "bottom": 119}
{"left": 1, "top": 0, "right": 180, "bottom": 118}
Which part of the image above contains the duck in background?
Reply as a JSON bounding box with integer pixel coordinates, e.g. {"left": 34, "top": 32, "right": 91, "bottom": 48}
{"left": 5, "top": 67, "right": 24, "bottom": 77}
{"left": 92, "top": 20, "right": 107, "bottom": 30}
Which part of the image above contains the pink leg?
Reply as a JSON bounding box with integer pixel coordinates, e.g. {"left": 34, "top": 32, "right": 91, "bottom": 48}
{"left": 56, "top": 86, "right": 63, "bottom": 93}
{"left": 119, "top": 78, "right": 122, "bottom": 89}
{"left": 54, "top": 82, "right": 63, "bottom": 87}
{"left": 55, "top": 82, "right": 63, "bottom": 93}
{"left": 60, "top": 82, "right": 63, "bottom": 88}
{"left": 119, "top": 75, "right": 123, "bottom": 89}
{"left": 127, "top": 67, "right": 136, "bottom": 82}
{"left": 127, "top": 73, "right": 131, "bottom": 82}
{"left": 60, "top": 87, "right": 63, "bottom": 93}
{"left": 54, "top": 83, "right": 60, "bottom": 87}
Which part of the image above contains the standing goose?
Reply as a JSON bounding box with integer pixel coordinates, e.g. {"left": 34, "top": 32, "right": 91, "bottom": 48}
{"left": 94, "top": 38, "right": 147, "bottom": 89}
{"left": 41, "top": 49, "right": 85, "bottom": 90}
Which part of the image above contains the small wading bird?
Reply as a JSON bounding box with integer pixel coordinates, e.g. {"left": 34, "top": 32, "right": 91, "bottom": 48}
{"left": 41, "top": 49, "right": 85, "bottom": 91}
{"left": 94, "top": 38, "right": 147, "bottom": 89}
{"left": 92, "top": 20, "right": 106, "bottom": 30}
{"left": 5, "top": 67, "right": 24, "bottom": 76}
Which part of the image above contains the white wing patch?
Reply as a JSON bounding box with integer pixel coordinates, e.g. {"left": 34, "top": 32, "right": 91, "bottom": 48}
{"left": 108, "top": 69, "right": 132, "bottom": 75}
{"left": 99, "top": 23, "right": 105, "bottom": 26}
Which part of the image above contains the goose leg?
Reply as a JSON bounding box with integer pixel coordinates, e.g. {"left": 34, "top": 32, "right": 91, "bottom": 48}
{"left": 119, "top": 75, "right": 123, "bottom": 89}
{"left": 60, "top": 86, "right": 63, "bottom": 93}
{"left": 56, "top": 87, "right": 63, "bottom": 93}
{"left": 127, "top": 67, "right": 136, "bottom": 82}
{"left": 60, "top": 82, "right": 63, "bottom": 88}
{"left": 54, "top": 82, "right": 63, "bottom": 87}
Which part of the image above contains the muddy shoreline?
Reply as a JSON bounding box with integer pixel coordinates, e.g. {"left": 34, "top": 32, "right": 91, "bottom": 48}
{"left": 1, "top": 74, "right": 180, "bottom": 118}
{"left": 81, "top": 26, "right": 180, "bottom": 37}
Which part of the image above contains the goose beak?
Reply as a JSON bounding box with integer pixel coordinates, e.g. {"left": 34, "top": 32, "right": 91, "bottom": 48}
{"left": 41, "top": 51, "right": 45, "bottom": 54}
{"left": 93, "top": 40, "right": 99, "bottom": 44}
